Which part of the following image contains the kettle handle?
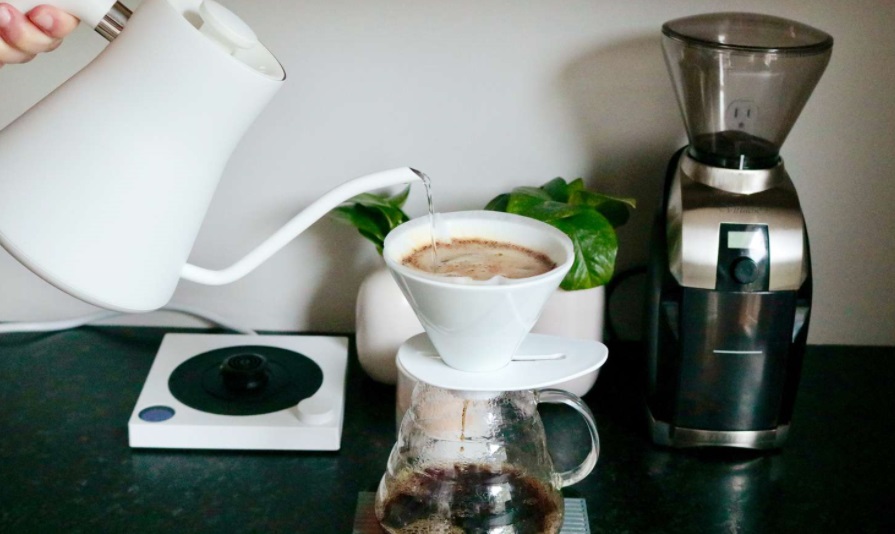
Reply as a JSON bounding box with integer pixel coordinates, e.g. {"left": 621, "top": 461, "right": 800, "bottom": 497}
{"left": 7, "top": 0, "right": 116, "bottom": 29}
{"left": 537, "top": 388, "right": 600, "bottom": 487}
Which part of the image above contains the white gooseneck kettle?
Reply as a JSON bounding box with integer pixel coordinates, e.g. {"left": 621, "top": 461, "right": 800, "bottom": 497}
{"left": 0, "top": 0, "right": 422, "bottom": 312}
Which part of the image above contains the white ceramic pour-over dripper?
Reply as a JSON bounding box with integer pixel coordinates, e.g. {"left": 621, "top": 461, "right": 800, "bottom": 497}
{"left": 383, "top": 211, "right": 574, "bottom": 372}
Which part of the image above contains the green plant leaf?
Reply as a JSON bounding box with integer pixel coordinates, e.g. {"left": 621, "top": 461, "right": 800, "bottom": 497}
{"left": 484, "top": 193, "right": 510, "bottom": 212}
{"left": 541, "top": 177, "right": 570, "bottom": 203}
{"left": 373, "top": 203, "right": 411, "bottom": 234}
{"left": 390, "top": 185, "right": 411, "bottom": 208}
{"left": 511, "top": 186, "right": 552, "bottom": 200}
{"left": 567, "top": 178, "right": 586, "bottom": 193}
{"left": 345, "top": 186, "right": 411, "bottom": 210}
{"left": 329, "top": 205, "right": 383, "bottom": 237}
{"left": 550, "top": 210, "right": 617, "bottom": 290}
{"left": 515, "top": 199, "right": 583, "bottom": 224}
{"left": 483, "top": 177, "right": 632, "bottom": 288}
{"left": 328, "top": 186, "right": 411, "bottom": 254}
{"left": 506, "top": 189, "right": 551, "bottom": 214}
{"left": 569, "top": 190, "right": 637, "bottom": 228}
{"left": 357, "top": 204, "right": 392, "bottom": 237}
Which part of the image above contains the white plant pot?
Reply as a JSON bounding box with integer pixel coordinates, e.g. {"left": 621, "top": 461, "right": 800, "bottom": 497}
{"left": 532, "top": 285, "right": 605, "bottom": 342}
{"left": 531, "top": 285, "right": 606, "bottom": 397}
{"left": 355, "top": 264, "right": 424, "bottom": 385}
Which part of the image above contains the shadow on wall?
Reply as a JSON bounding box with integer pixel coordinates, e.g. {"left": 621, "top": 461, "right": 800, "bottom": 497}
{"left": 558, "top": 35, "right": 684, "bottom": 341}
{"left": 307, "top": 222, "right": 377, "bottom": 332}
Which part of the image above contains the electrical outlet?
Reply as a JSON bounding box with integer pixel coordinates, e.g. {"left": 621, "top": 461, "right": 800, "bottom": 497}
{"left": 726, "top": 100, "right": 757, "bottom": 132}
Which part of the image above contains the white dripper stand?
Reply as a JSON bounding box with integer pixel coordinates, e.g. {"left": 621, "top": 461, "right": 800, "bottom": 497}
{"left": 374, "top": 211, "right": 607, "bottom": 534}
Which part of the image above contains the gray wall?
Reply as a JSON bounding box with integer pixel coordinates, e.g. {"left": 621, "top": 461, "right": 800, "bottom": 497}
{"left": 1, "top": 0, "right": 893, "bottom": 345}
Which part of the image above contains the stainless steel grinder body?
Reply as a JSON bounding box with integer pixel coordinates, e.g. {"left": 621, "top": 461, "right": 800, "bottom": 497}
{"left": 645, "top": 149, "right": 812, "bottom": 449}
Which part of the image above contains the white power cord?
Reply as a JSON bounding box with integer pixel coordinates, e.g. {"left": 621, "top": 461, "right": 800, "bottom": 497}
{"left": 0, "top": 302, "right": 258, "bottom": 336}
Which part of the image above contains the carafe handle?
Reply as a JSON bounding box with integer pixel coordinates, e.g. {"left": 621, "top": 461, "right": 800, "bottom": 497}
{"left": 537, "top": 388, "right": 599, "bottom": 487}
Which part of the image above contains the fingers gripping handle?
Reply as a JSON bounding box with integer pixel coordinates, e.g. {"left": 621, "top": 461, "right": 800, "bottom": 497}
{"left": 7, "top": 0, "right": 117, "bottom": 31}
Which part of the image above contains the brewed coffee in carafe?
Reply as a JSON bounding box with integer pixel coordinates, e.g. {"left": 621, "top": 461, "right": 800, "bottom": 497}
{"left": 375, "top": 384, "right": 596, "bottom": 534}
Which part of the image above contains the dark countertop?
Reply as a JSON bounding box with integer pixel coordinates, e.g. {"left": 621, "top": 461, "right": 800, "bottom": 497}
{"left": 1, "top": 327, "right": 893, "bottom": 533}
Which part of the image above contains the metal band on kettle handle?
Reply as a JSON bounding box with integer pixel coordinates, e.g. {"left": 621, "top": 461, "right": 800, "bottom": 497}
{"left": 7, "top": 0, "right": 131, "bottom": 40}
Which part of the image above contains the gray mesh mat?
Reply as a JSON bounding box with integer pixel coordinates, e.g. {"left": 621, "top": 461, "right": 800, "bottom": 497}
{"left": 353, "top": 491, "right": 590, "bottom": 533}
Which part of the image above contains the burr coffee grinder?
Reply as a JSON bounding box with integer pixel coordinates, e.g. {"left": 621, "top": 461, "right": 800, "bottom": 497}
{"left": 645, "top": 13, "right": 833, "bottom": 448}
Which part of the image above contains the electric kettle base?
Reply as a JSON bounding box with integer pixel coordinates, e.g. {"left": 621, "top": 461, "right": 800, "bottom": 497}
{"left": 127, "top": 334, "right": 347, "bottom": 450}
{"left": 648, "top": 409, "right": 789, "bottom": 449}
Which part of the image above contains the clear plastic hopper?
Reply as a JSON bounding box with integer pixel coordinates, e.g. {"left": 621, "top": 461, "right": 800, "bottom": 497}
{"left": 662, "top": 13, "right": 833, "bottom": 169}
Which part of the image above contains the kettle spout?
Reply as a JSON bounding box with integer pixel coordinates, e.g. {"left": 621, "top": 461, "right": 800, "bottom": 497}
{"left": 180, "top": 167, "right": 426, "bottom": 286}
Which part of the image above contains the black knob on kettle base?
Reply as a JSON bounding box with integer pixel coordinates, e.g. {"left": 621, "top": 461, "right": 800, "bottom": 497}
{"left": 220, "top": 353, "right": 270, "bottom": 392}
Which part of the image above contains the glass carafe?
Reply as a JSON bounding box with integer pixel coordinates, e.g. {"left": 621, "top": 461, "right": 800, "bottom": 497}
{"left": 374, "top": 382, "right": 599, "bottom": 534}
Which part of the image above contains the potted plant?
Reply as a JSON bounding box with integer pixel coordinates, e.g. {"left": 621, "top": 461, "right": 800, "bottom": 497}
{"left": 484, "top": 177, "right": 635, "bottom": 344}
{"left": 485, "top": 177, "right": 634, "bottom": 289}
{"left": 330, "top": 178, "right": 634, "bottom": 387}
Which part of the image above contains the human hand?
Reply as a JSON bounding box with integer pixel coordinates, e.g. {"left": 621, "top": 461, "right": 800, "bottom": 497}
{"left": 0, "top": 3, "right": 79, "bottom": 67}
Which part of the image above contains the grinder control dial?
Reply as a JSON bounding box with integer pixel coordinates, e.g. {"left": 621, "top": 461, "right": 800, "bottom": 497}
{"left": 731, "top": 257, "right": 760, "bottom": 285}
{"left": 716, "top": 224, "right": 770, "bottom": 291}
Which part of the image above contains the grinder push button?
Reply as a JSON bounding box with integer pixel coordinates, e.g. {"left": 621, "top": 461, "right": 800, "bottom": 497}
{"left": 731, "top": 257, "right": 760, "bottom": 284}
